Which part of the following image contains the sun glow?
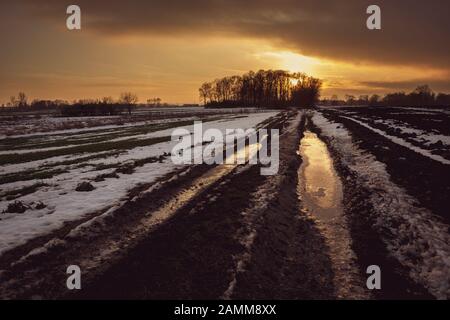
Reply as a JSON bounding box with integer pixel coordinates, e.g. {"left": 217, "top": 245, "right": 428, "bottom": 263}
{"left": 256, "top": 51, "right": 321, "bottom": 74}
{"left": 289, "top": 78, "right": 299, "bottom": 86}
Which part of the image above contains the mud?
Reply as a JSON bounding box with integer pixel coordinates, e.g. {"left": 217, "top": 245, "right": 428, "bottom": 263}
{"left": 320, "top": 108, "right": 450, "bottom": 223}
{"left": 308, "top": 111, "right": 435, "bottom": 299}
{"left": 1, "top": 108, "right": 444, "bottom": 300}
{"left": 298, "top": 130, "right": 369, "bottom": 299}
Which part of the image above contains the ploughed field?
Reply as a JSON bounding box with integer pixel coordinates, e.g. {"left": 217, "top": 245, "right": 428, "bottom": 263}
{"left": 0, "top": 106, "right": 448, "bottom": 300}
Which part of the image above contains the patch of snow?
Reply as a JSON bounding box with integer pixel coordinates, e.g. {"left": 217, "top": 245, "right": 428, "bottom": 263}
{"left": 312, "top": 111, "right": 450, "bottom": 299}
{"left": 342, "top": 116, "right": 450, "bottom": 165}
{"left": 370, "top": 118, "right": 450, "bottom": 147}
{"left": 0, "top": 112, "right": 278, "bottom": 256}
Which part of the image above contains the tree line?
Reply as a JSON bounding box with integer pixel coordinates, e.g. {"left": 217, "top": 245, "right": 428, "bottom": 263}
{"left": 321, "top": 85, "right": 450, "bottom": 107}
{"left": 61, "top": 92, "right": 138, "bottom": 116}
{"left": 2, "top": 92, "right": 167, "bottom": 116}
{"left": 199, "top": 70, "right": 322, "bottom": 108}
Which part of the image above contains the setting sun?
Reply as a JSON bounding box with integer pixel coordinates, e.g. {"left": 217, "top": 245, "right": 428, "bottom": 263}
{"left": 256, "top": 51, "right": 320, "bottom": 75}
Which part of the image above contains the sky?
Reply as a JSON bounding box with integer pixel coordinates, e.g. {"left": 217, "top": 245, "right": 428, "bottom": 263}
{"left": 1, "top": 0, "right": 449, "bottom": 104}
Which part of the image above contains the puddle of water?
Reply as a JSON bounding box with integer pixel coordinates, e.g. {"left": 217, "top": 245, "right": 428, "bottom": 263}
{"left": 299, "top": 131, "right": 342, "bottom": 214}
{"left": 298, "top": 130, "right": 369, "bottom": 299}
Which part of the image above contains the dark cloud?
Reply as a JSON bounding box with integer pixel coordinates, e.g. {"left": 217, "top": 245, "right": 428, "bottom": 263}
{"left": 9, "top": 0, "right": 449, "bottom": 70}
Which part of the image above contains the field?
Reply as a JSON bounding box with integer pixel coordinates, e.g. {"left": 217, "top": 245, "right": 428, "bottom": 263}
{"left": 0, "top": 106, "right": 449, "bottom": 300}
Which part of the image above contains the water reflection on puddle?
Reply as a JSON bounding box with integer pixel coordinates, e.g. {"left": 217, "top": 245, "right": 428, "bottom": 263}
{"left": 298, "top": 131, "right": 343, "bottom": 216}
{"left": 298, "top": 130, "right": 369, "bottom": 299}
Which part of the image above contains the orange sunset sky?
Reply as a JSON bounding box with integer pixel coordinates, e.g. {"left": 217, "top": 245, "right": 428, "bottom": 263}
{"left": 1, "top": 0, "right": 449, "bottom": 104}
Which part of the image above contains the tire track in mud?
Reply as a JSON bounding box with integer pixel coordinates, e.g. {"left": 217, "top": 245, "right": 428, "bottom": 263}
{"left": 232, "top": 114, "right": 371, "bottom": 300}
{"left": 308, "top": 110, "right": 441, "bottom": 299}
{"left": 320, "top": 109, "right": 450, "bottom": 223}
{"left": 75, "top": 111, "right": 307, "bottom": 299}
{"left": 78, "top": 164, "right": 268, "bottom": 299}
{"left": 297, "top": 128, "right": 369, "bottom": 299}
{"left": 229, "top": 113, "right": 336, "bottom": 299}
{"left": 82, "top": 110, "right": 366, "bottom": 300}
{"left": 6, "top": 108, "right": 432, "bottom": 300}
{"left": 0, "top": 111, "right": 295, "bottom": 299}
{"left": 0, "top": 164, "right": 217, "bottom": 299}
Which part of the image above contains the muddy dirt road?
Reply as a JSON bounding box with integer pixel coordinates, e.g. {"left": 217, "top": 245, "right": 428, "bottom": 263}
{"left": 0, "top": 109, "right": 448, "bottom": 300}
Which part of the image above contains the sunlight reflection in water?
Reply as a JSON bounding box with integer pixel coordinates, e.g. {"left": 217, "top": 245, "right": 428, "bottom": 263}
{"left": 299, "top": 131, "right": 342, "bottom": 214}
{"left": 298, "top": 130, "right": 369, "bottom": 299}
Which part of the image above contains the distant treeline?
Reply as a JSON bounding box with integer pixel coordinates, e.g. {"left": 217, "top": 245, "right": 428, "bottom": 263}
{"left": 60, "top": 102, "right": 129, "bottom": 117}
{"left": 1, "top": 92, "right": 171, "bottom": 116}
{"left": 61, "top": 93, "right": 138, "bottom": 116}
{"left": 199, "top": 70, "right": 322, "bottom": 108}
{"left": 321, "top": 85, "right": 450, "bottom": 107}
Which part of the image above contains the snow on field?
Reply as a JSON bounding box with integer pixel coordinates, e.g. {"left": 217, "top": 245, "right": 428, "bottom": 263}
{"left": 0, "top": 151, "right": 115, "bottom": 177}
{"left": 327, "top": 105, "right": 450, "bottom": 115}
{"left": 312, "top": 111, "right": 450, "bottom": 299}
{"left": 370, "top": 118, "right": 450, "bottom": 146}
{"left": 0, "top": 144, "right": 90, "bottom": 155}
{"left": 342, "top": 116, "right": 450, "bottom": 165}
{"left": 0, "top": 112, "right": 278, "bottom": 256}
{"left": 398, "top": 107, "right": 450, "bottom": 115}
{"left": 0, "top": 107, "right": 273, "bottom": 139}
{"left": 0, "top": 114, "right": 218, "bottom": 143}
{"left": 0, "top": 114, "right": 272, "bottom": 175}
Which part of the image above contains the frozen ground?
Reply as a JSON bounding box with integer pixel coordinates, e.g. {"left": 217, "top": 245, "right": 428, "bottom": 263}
{"left": 312, "top": 111, "right": 450, "bottom": 299}
{"left": 324, "top": 106, "right": 450, "bottom": 161}
{"left": 0, "top": 107, "right": 448, "bottom": 300}
{"left": 0, "top": 107, "right": 269, "bottom": 137}
{"left": 0, "top": 111, "right": 277, "bottom": 255}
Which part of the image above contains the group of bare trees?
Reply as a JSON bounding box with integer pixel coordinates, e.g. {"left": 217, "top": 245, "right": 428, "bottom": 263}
{"left": 2, "top": 92, "right": 144, "bottom": 116}
{"left": 8, "top": 92, "right": 28, "bottom": 108}
{"left": 322, "top": 85, "right": 450, "bottom": 107}
{"left": 61, "top": 92, "right": 140, "bottom": 116}
{"left": 119, "top": 92, "right": 139, "bottom": 115}
{"left": 147, "top": 97, "right": 162, "bottom": 107}
{"left": 199, "top": 70, "right": 322, "bottom": 108}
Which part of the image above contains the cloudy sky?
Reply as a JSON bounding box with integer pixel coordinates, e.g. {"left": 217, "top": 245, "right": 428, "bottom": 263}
{"left": 1, "top": 0, "right": 449, "bottom": 104}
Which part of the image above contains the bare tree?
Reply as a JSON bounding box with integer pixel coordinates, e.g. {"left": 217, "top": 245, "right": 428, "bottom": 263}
{"left": 369, "top": 94, "right": 380, "bottom": 106}
{"left": 9, "top": 96, "right": 17, "bottom": 107}
{"left": 359, "top": 95, "right": 369, "bottom": 104}
{"left": 147, "top": 97, "right": 162, "bottom": 107}
{"left": 119, "top": 92, "right": 138, "bottom": 115}
{"left": 199, "top": 82, "right": 212, "bottom": 105}
{"left": 17, "top": 92, "right": 27, "bottom": 107}
{"left": 102, "top": 96, "right": 114, "bottom": 104}
{"left": 345, "top": 95, "right": 356, "bottom": 105}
